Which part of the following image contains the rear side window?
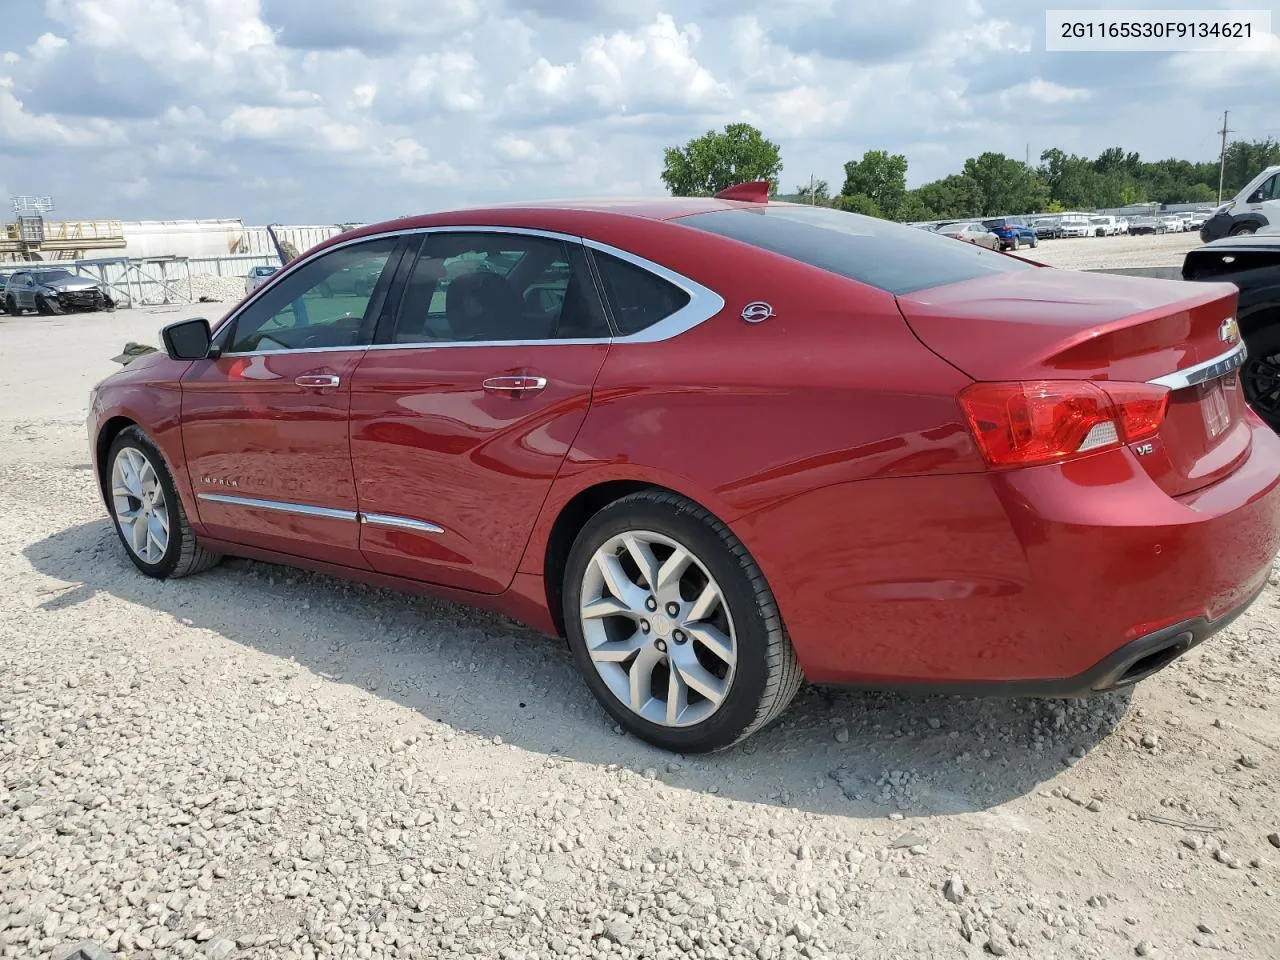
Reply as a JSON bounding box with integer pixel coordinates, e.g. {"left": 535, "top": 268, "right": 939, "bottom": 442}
{"left": 591, "top": 250, "right": 691, "bottom": 336}
{"left": 680, "top": 205, "right": 1032, "bottom": 296}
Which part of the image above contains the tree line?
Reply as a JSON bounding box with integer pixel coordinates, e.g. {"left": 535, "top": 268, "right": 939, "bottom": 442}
{"left": 660, "top": 123, "right": 1280, "bottom": 222}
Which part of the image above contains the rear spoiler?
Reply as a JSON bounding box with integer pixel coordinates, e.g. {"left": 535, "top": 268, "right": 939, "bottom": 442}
{"left": 714, "top": 180, "right": 770, "bottom": 203}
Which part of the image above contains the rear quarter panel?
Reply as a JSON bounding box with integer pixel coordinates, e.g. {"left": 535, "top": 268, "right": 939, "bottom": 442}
{"left": 519, "top": 224, "right": 986, "bottom": 648}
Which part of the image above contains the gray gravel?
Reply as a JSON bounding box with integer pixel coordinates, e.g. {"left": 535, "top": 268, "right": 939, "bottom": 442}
{"left": 1, "top": 305, "right": 1278, "bottom": 959}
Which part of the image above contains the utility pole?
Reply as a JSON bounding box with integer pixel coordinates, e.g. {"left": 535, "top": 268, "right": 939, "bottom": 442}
{"left": 1217, "top": 110, "right": 1233, "bottom": 203}
{"left": 809, "top": 173, "right": 816, "bottom": 205}
{"left": 1025, "top": 142, "right": 1030, "bottom": 168}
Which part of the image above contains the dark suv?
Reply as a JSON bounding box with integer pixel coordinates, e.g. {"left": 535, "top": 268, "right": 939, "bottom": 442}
{"left": 982, "top": 217, "right": 1038, "bottom": 251}
{"left": 2, "top": 268, "right": 116, "bottom": 315}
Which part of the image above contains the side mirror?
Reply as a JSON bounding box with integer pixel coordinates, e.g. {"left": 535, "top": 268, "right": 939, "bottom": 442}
{"left": 161, "top": 317, "right": 215, "bottom": 361}
{"left": 1248, "top": 191, "right": 1264, "bottom": 204}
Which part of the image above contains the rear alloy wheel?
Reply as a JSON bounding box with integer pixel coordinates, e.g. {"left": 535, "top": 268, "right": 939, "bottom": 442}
{"left": 563, "top": 490, "right": 802, "bottom": 752}
{"left": 1010, "top": 236, "right": 1019, "bottom": 251}
{"left": 1242, "top": 327, "right": 1280, "bottom": 431}
{"left": 106, "top": 427, "right": 221, "bottom": 579}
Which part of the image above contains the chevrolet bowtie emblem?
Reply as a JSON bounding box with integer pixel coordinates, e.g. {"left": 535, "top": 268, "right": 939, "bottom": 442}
{"left": 1219, "top": 317, "right": 1239, "bottom": 344}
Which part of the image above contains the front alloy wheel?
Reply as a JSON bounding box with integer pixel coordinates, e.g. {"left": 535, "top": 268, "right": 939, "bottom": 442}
{"left": 563, "top": 490, "right": 802, "bottom": 752}
{"left": 106, "top": 426, "right": 221, "bottom": 578}
{"left": 111, "top": 446, "right": 171, "bottom": 564}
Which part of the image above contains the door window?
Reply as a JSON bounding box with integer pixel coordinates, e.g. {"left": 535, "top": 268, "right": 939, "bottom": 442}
{"left": 226, "top": 236, "right": 400, "bottom": 353}
{"left": 385, "top": 232, "right": 610, "bottom": 344}
{"left": 1257, "top": 175, "right": 1279, "bottom": 202}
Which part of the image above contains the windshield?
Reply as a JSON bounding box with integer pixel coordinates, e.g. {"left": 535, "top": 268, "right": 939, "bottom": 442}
{"left": 32, "top": 269, "right": 74, "bottom": 282}
{"left": 677, "top": 204, "right": 1032, "bottom": 296}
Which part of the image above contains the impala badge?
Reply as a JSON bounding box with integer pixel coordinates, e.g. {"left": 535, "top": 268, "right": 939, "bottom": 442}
{"left": 741, "top": 301, "right": 774, "bottom": 324}
{"left": 1219, "top": 317, "right": 1239, "bottom": 344}
{"left": 201, "top": 476, "right": 238, "bottom": 488}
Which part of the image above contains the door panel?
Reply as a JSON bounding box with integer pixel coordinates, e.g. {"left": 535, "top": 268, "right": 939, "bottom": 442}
{"left": 180, "top": 234, "right": 403, "bottom": 566}
{"left": 350, "top": 344, "right": 608, "bottom": 592}
{"left": 349, "top": 229, "right": 613, "bottom": 593}
{"left": 182, "top": 351, "right": 369, "bottom": 565}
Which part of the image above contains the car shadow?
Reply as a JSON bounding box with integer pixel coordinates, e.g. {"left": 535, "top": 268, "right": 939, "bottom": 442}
{"left": 24, "top": 520, "right": 1132, "bottom": 820}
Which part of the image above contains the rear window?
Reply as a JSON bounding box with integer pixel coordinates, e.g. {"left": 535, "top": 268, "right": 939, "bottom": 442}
{"left": 678, "top": 205, "right": 1031, "bottom": 296}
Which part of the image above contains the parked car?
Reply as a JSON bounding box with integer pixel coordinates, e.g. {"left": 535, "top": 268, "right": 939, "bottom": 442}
{"left": 1115, "top": 218, "right": 1131, "bottom": 235}
{"left": 1201, "top": 165, "right": 1280, "bottom": 241}
{"left": 1032, "top": 218, "right": 1063, "bottom": 240}
{"left": 1058, "top": 215, "right": 1093, "bottom": 238}
{"left": 1159, "top": 216, "right": 1184, "bottom": 233}
{"left": 1128, "top": 216, "right": 1165, "bottom": 235}
{"left": 981, "top": 216, "right": 1038, "bottom": 251}
{"left": 937, "top": 221, "right": 1002, "bottom": 249}
{"left": 3, "top": 268, "right": 115, "bottom": 315}
{"left": 87, "top": 187, "right": 1280, "bottom": 752}
{"left": 244, "top": 265, "right": 278, "bottom": 295}
{"left": 1089, "top": 216, "right": 1119, "bottom": 237}
{"left": 1182, "top": 232, "right": 1280, "bottom": 431}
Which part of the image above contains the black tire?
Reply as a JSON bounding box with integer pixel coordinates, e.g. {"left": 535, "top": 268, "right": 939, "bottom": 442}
{"left": 562, "top": 490, "right": 803, "bottom": 752}
{"left": 1230, "top": 223, "right": 1259, "bottom": 237}
{"left": 1009, "top": 237, "right": 1019, "bottom": 251}
{"left": 105, "top": 426, "right": 221, "bottom": 579}
{"left": 4, "top": 296, "right": 16, "bottom": 315}
{"left": 1030, "top": 235, "right": 1038, "bottom": 248}
{"left": 37, "top": 295, "right": 65, "bottom": 315}
{"left": 1242, "top": 323, "right": 1280, "bottom": 432}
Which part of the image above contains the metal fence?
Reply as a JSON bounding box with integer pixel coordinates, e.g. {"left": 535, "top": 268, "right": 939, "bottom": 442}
{"left": 26, "top": 254, "right": 279, "bottom": 308}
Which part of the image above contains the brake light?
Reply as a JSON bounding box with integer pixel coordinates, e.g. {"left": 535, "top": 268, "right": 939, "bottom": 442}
{"left": 958, "top": 380, "right": 1170, "bottom": 468}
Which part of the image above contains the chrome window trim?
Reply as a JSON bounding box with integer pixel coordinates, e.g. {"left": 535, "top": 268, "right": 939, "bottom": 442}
{"left": 1147, "top": 341, "right": 1247, "bottom": 390}
{"left": 582, "top": 237, "right": 726, "bottom": 344}
{"left": 360, "top": 512, "right": 445, "bottom": 535}
{"left": 197, "top": 492, "right": 358, "bottom": 522}
{"left": 213, "top": 223, "right": 725, "bottom": 357}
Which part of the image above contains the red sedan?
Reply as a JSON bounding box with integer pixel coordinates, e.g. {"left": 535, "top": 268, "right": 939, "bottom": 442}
{"left": 88, "top": 183, "right": 1280, "bottom": 753}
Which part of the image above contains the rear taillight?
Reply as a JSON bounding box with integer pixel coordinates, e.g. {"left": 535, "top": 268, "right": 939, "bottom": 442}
{"left": 959, "top": 380, "right": 1170, "bottom": 469}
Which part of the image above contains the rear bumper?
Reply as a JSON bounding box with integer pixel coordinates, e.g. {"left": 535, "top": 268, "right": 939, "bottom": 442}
{"left": 735, "top": 420, "right": 1280, "bottom": 689}
{"left": 847, "top": 570, "right": 1268, "bottom": 698}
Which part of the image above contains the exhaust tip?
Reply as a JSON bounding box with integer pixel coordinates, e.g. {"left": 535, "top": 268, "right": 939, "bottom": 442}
{"left": 1109, "top": 631, "right": 1195, "bottom": 689}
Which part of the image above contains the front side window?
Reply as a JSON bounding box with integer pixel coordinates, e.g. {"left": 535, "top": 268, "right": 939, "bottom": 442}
{"left": 387, "top": 232, "right": 609, "bottom": 344}
{"left": 227, "top": 236, "right": 399, "bottom": 353}
{"left": 1258, "top": 175, "right": 1279, "bottom": 202}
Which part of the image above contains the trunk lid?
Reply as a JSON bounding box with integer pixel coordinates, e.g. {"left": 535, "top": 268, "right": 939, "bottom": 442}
{"left": 897, "top": 269, "right": 1249, "bottom": 497}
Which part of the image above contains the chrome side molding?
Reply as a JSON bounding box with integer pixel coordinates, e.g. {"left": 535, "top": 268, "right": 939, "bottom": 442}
{"left": 196, "top": 493, "right": 444, "bottom": 534}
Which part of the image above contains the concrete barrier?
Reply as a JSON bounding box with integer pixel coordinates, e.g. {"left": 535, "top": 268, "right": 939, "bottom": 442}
{"left": 1085, "top": 266, "right": 1184, "bottom": 280}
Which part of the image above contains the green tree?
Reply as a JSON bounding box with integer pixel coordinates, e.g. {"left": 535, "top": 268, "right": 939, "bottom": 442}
{"left": 840, "top": 150, "right": 908, "bottom": 219}
{"left": 913, "top": 174, "right": 985, "bottom": 219}
{"left": 660, "top": 123, "right": 783, "bottom": 196}
{"left": 833, "top": 193, "right": 883, "bottom": 217}
{"left": 894, "top": 192, "right": 936, "bottom": 223}
{"left": 1222, "top": 138, "right": 1280, "bottom": 195}
{"left": 792, "top": 179, "right": 831, "bottom": 205}
{"left": 962, "top": 152, "right": 1049, "bottom": 215}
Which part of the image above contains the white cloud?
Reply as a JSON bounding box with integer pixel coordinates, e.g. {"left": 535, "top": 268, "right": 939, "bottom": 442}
{"left": 510, "top": 14, "right": 731, "bottom": 116}
{"left": 0, "top": 0, "right": 1268, "bottom": 222}
{"left": 999, "top": 78, "right": 1091, "bottom": 109}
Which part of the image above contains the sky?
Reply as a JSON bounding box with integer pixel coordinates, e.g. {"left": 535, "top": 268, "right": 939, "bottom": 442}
{"left": 0, "top": 0, "right": 1277, "bottom": 224}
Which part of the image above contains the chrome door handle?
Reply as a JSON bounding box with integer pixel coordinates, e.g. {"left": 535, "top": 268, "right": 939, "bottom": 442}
{"left": 482, "top": 375, "right": 548, "bottom": 394}
{"left": 295, "top": 374, "right": 340, "bottom": 388}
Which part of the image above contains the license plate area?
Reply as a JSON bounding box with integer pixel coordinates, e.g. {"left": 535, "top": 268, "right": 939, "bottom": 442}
{"left": 1200, "top": 377, "right": 1231, "bottom": 438}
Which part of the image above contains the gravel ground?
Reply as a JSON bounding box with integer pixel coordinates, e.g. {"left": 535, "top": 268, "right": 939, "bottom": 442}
{"left": 2, "top": 301, "right": 1279, "bottom": 960}
{"left": 1019, "top": 231, "right": 1202, "bottom": 271}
